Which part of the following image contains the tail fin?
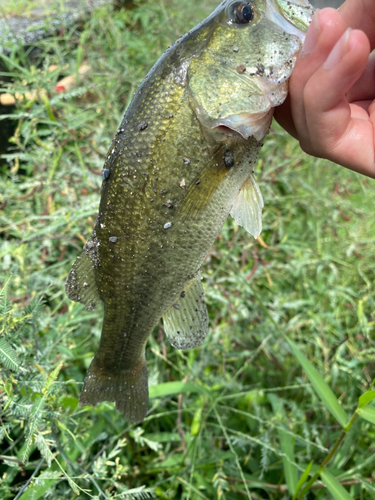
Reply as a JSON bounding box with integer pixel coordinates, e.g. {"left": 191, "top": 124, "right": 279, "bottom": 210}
{"left": 79, "top": 357, "right": 149, "bottom": 424}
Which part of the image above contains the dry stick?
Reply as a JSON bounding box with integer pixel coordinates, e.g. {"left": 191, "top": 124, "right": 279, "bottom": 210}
{"left": 227, "top": 476, "right": 363, "bottom": 491}
{"left": 51, "top": 428, "right": 109, "bottom": 500}
{"left": 13, "top": 458, "right": 45, "bottom": 500}
{"left": 0, "top": 63, "right": 90, "bottom": 106}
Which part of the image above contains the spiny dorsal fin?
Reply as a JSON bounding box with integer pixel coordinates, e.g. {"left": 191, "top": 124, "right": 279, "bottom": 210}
{"left": 65, "top": 241, "right": 101, "bottom": 311}
{"left": 230, "top": 173, "right": 264, "bottom": 239}
{"left": 163, "top": 271, "right": 209, "bottom": 350}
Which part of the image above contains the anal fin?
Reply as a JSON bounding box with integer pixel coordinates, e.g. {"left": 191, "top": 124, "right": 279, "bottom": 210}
{"left": 65, "top": 240, "right": 101, "bottom": 311}
{"left": 163, "top": 271, "right": 209, "bottom": 350}
{"left": 230, "top": 173, "right": 264, "bottom": 239}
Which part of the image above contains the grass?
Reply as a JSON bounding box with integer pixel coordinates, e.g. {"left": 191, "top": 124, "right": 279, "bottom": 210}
{"left": 0, "top": 0, "right": 85, "bottom": 19}
{"left": 1, "top": 0, "right": 375, "bottom": 499}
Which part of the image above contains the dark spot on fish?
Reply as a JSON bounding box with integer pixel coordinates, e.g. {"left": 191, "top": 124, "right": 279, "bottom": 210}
{"left": 135, "top": 151, "right": 141, "bottom": 157}
{"left": 256, "top": 63, "right": 265, "bottom": 76}
{"left": 102, "top": 169, "right": 110, "bottom": 180}
{"left": 180, "top": 291, "right": 186, "bottom": 298}
{"left": 109, "top": 237, "right": 117, "bottom": 243}
{"left": 195, "top": 179, "right": 201, "bottom": 185}
{"left": 183, "top": 157, "right": 191, "bottom": 165}
{"left": 138, "top": 121, "right": 148, "bottom": 131}
{"left": 236, "top": 64, "right": 246, "bottom": 74}
{"left": 163, "top": 200, "right": 174, "bottom": 208}
{"left": 224, "top": 151, "right": 234, "bottom": 169}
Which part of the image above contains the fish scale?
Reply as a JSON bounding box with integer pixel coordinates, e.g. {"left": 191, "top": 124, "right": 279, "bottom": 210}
{"left": 66, "top": 0, "right": 314, "bottom": 423}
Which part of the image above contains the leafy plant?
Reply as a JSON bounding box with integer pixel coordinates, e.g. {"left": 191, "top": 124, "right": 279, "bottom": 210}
{"left": 1, "top": 0, "right": 375, "bottom": 499}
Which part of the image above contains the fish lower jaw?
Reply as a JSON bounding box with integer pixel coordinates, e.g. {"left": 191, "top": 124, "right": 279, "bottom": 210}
{"left": 214, "top": 109, "right": 274, "bottom": 142}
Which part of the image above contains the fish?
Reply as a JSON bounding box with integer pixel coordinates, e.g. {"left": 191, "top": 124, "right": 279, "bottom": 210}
{"left": 66, "top": 0, "right": 314, "bottom": 424}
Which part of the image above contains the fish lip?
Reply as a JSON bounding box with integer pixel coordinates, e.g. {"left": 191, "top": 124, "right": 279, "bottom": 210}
{"left": 213, "top": 109, "right": 274, "bottom": 141}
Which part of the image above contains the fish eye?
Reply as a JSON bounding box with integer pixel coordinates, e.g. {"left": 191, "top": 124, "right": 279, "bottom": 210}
{"left": 228, "top": 2, "right": 254, "bottom": 25}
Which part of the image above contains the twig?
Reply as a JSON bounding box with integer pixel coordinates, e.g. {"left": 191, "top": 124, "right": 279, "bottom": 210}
{"left": 13, "top": 458, "right": 45, "bottom": 500}
{"left": 0, "top": 455, "right": 23, "bottom": 465}
{"left": 51, "top": 428, "right": 109, "bottom": 500}
{"left": 298, "top": 412, "right": 360, "bottom": 498}
{"left": 245, "top": 252, "right": 258, "bottom": 281}
{"left": 227, "top": 476, "right": 363, "bottom": 491}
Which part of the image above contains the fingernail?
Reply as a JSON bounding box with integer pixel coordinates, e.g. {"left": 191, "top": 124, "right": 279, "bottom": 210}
{"left": 302, "top": 9, "right": 320, "bottom": 55}
{"left": 324, "top": 28, "right": 352, "bottom": 69}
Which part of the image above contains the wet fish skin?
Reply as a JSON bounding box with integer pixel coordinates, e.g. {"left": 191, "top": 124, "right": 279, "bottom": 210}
{"left": 66, "top": 0, "right": 314, "bottom": 423}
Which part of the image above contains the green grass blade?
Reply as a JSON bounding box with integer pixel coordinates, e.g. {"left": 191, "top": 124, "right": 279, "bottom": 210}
{"left": 358, "top": 391, "right": 375, "bottom": 409}
{"left": 268, "top": 394, "right": 298, "bottom": 496}
{"left": 357, "top": 406, "right": 375, "bottom": 425}
{"left": 149, "top": 381, "right": 209, "bottom": 399}
{"left": 287, "top": 338, "right": 349, "bottom": 428}
{"left": 320, "top": 470, "right": 354, "bottom": 500}
{"left": 279, "top": 429, "right": 298, "bottom": 495}
{"left": 293, "top": 461, "right": 313, "bottom": 499}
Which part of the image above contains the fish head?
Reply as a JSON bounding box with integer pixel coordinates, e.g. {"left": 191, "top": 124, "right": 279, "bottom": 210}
{"left": 188, "top": 0, "right": 315, "bottom": 141}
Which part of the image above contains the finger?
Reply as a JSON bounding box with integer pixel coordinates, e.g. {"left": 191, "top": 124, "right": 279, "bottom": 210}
{"left": 289, "top": 9, "right": 348, "bottom": 139}
{"left": 339, "top": 0, "right": 375, "bottom": 49}
{"left": 302, "top": 30, "right": 374, "bottom": 176}
{"left": 347, "top": 52, "right": 375, "bottom": 102}
{"left": 273, "top": 94, "right": 296, "bottom": 137}
{"left": 274, "top": 8, "right": 347, "bottom": 138}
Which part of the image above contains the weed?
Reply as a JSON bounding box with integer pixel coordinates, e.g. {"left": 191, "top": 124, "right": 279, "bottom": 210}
{"left": 1, "top": 1, "right": 374, "bottom": 499}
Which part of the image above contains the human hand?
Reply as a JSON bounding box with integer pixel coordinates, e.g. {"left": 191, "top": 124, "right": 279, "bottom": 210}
{"left": 274, "top": 6, "right": 375, "bottom": 178}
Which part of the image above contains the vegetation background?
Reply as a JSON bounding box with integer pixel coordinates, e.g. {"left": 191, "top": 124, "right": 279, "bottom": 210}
{"left": 0, "top": 1, "right": 375, "bottom": 499}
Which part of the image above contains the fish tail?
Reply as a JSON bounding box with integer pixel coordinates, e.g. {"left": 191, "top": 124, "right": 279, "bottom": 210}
{"left": 79, "top": 356, "right": 148, "bottom": 424}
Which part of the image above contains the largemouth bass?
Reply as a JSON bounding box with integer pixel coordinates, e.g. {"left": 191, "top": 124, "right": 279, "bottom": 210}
{"left": 66, "top": 0, "right": 314, "bottom": 423}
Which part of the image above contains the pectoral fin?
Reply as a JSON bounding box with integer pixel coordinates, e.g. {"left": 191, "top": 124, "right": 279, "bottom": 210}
{"left": 179, "top": 146, "right": 229, "bottom": 222}
{"left": 163, "top": 271, "right": 209, "bottom": 350}
{"left": 230, "top": 173, "right": 264, "bottom": 239}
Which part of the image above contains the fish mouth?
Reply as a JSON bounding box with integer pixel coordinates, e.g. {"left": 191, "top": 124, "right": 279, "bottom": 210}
{"left": 211, "top": 73, "right": 294, "bottom": 141}
{"left": 214, "top": 109, "right": 274, "bottom": 141}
